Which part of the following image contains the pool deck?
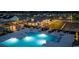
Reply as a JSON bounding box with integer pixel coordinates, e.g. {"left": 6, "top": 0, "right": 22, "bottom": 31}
{"left": 0, "top": 28, "right": 29, "bottom": 42}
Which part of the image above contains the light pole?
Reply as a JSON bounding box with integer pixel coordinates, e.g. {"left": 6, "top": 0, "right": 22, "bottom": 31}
{"left": 70, "top": 13, "right": 73, "bottom": 23}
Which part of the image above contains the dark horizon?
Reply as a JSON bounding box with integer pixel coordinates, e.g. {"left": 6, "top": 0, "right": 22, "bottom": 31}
{"left": 0, "top": 11, "right": 79, "bottom": 13}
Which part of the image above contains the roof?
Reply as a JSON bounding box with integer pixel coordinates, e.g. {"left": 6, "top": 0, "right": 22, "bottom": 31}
{"left": 10, "top": 16, "right": 19, "bottom": 21}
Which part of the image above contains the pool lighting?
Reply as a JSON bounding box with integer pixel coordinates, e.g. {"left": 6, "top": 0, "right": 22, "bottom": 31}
{"left": 7, "top": 38, "right": 18, "bottom": 43}
{"left": 23, "top": 36, "right": 34, "bottom": 42}
{"left": 38, "top": 34, "right": 47, "bottom": 38}
{"left": 37, "top": 39, "right": 46, "bottom": 45}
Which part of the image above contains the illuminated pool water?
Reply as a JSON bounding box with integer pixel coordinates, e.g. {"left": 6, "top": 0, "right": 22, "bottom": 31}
{"left": 0, "top": 33, "right": 58, "bottom": 47}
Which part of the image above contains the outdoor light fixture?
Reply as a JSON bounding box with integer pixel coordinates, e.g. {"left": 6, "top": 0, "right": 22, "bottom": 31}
{"left": 37, "top": 34, "right": 47, "bottom": 38}
{"left": 23, "top": 36, "right": 34, "bottom": 42}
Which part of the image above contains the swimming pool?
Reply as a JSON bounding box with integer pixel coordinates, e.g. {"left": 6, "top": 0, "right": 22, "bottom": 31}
{"left": 0, "top": 33, "right": 58, "bottom": 47}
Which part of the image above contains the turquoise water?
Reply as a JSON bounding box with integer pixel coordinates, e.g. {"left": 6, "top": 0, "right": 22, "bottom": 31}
{"left": 0, "top": 33, "right": 58, "bottom": 47}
